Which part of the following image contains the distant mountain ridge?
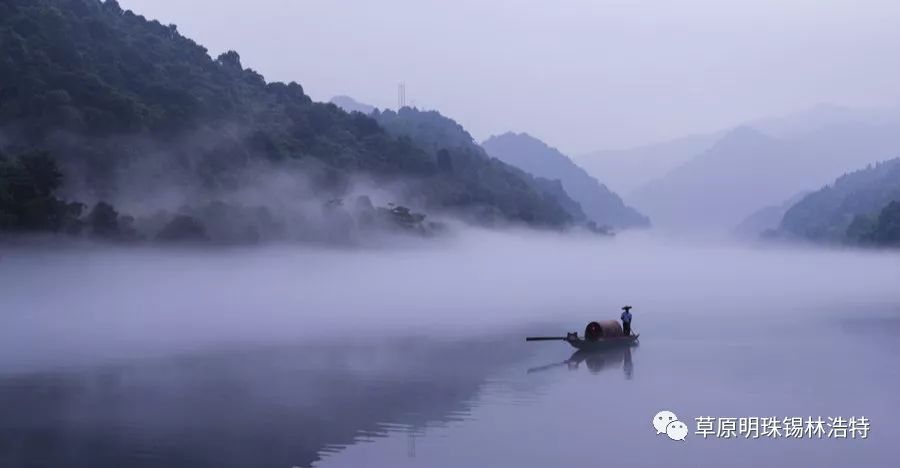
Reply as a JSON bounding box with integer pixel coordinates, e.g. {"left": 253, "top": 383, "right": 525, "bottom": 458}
{"left": 748, "top": 103, "right": 900, "bottom": 139}
{"left": 482, "top": 132, "right": 649, "bottom": 229}
{"left": 630, "top": 126, "right": 780, "bottom": 230}
{"left": 577, "top": 103, "right": 900, "bottom": 234}
{"left": 733, "top": 191, "right": 810, "bottom": 239}
{"left": 576, "top": 132, "right": 721, "bottom": 195}
{"left": 629, "top": 119, "right": 900, "bottom": 232}
{"left": 330, "top": 95, "right": 375, "bottom": 115}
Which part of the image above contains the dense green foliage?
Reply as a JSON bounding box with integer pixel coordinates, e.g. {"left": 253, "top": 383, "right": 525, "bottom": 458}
{"left": 0, "top": 0, "right": 576, "bottom": 241}
{"left": 0, "top": 149, "right": 153, "bottom": 240}
{"left": 778, "top": 158, "right": 900, "bottom": 244}
{"left": 0, "top": 150, "right": 83, "bottom": 232}
{"left": 0, "top": 0, "right": 431, "bottom": 178}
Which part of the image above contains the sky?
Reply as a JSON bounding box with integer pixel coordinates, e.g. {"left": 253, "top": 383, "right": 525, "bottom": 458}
{"left": 118, "top": 0, "right": 900, "bottom": 155}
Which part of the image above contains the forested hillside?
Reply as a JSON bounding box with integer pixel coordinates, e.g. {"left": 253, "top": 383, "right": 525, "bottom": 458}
{"left": 373, "top": 109, "right": 584, "bottom": 226}
{"left": 0, "top": 0, "right": 577, "bottom": 242}
{"left": 482, "top": 132, "right": 649, "bottom": 230}
{"left": 777, "top": 158, "right": 900, "bottom": 245}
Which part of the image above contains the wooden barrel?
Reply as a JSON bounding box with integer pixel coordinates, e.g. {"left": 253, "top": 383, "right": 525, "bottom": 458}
{"left": 584, "top": 320, "right": 624, "bottom": 340}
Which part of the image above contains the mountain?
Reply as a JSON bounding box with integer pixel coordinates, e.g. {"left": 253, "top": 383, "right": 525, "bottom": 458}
{"left": 577, "top": 103, "right": 900, "bottom": 215}
{"left": 630, "top": 127, "right": 781, "bottom": 231}
{"left": 481, "top": 132, "right": 648, "bottom": 229}
{"left": 849, "top": 201, "right": 900, "bottom": 247}
{"left": 778, "top": 158, "right": 900, "bottom": 243}
{"left": 733, "top": 191, "right": 810, "bottom": 239}
{"left": 330, "top": 95, "right": 375, "bottom": 115}
{"left": 576, "top": 132, "right": 721, "bottom": 195}
{"left": 0, "top": 0, "right": 580, "bottom": 241}
{"left": 749, "top": 103, "right": 900, "bottom": 139}
{"left": 373, "top": 110, "right": 585, "bottom": 226}
{"left": 630, "top": 120, "right": 900, "bottom": 232}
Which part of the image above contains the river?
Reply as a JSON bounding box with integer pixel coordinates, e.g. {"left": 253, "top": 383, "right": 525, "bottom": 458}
{"left": 2, "top": 231, "right": 899, "bottom": 467}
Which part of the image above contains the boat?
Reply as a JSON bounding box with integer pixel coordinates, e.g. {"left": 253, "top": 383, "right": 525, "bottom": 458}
{"left": 525, "top": 320, "right": 639, "bottom": 351}
{"left": 565, "top": 333, "right": 639, "bottom": 351}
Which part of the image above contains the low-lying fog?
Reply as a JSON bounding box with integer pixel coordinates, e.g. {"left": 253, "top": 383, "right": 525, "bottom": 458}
{"left": 3, "top": 231, "right": 899, "bottom": 372}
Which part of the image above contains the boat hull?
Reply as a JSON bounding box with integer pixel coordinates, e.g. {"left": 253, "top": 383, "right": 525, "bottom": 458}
{"left": 567, "top": 334, "right": 639, "bottom": 351}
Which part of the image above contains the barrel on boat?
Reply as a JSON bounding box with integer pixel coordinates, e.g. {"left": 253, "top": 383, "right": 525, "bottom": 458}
{"left": 584, "top": 320, "right": 624, "bottom": 341}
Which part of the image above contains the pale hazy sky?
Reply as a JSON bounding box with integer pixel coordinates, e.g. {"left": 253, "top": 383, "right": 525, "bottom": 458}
{"left": 119, "top": 0, "right": 900, "bottom": 154}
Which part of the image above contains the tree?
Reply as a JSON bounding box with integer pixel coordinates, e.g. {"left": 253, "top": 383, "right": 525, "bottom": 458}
{"left": 17, "top": 151, "right": 63, "bottom": 197}
{"left": 0, "top": 151, "right": 78, "bottom": 232}
{"left": 103, "top": 0, "right": 124, "bottom": 14}
{"left": 845, "top": 214, "right": 875, "bottom": 243}
{"left": 88, "top": 201, "right": 120, "bottom": 238}
{"left": 216, "top": 50, "right": 243, "bottom": 70}
{"left": 860, "top": 201, "right": 900, "bottom": 246}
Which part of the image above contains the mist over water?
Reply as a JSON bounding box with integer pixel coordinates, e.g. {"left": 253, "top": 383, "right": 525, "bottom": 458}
{"left": 3, "top": 232, "right": 899, "bottom": 372}
{"left": 3, "top": 232, "right": 900, "bottom": 467}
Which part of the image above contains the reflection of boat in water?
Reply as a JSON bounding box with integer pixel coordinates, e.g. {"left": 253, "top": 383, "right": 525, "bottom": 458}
{"left": 568, "top": 346, "right": 635, "bottom": 377}
{"left": 527, "top": 344, "right": 636, "bottom": 378}
{"left": 525, "top": 320, "right": 639, "bottom": 351}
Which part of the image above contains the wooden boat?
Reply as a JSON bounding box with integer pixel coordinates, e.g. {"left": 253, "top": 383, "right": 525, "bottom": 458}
{"left": 567, "top": 333, "right": 638, "bottom": 350}
{"left": 526, "top": 332, "right": 639, "bottom": 350}
{"left": 526, "top": 320, "right": 639, "bottom": 351}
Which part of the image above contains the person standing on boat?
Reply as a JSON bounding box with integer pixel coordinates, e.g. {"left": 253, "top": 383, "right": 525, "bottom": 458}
{"left": 620, "top": 306, "right": 633, "bottom": 336}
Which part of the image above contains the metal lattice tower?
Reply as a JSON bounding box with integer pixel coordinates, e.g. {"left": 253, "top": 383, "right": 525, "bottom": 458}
{"left": 397, "top": 82, "right": 406, "bottom": 109}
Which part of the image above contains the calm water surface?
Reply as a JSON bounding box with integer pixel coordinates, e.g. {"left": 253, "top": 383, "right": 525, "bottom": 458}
{"left": 2, "top": 239, "right": 899, "bottom": 467}
{"left": 1, "top": 310, "right": 898, "bottom": 468}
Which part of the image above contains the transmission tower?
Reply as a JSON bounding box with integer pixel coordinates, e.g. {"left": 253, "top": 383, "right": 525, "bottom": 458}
{"left": 397, "top": 82, "right": 406, "bottom": 109}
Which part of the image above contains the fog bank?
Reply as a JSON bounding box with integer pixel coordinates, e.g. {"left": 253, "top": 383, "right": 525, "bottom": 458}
{"left": 3, "top": 231, "right": 899, "bottom": 371}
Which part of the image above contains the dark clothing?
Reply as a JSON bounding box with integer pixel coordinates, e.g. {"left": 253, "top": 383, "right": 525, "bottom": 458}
{"left": 621, "top": 310, "right": 633, "bottom": 336}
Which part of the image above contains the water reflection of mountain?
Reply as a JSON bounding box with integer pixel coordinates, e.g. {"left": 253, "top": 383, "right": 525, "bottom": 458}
{"left": 527, "top": 344, "right": 637, "bottom": 379}
{"left": 0, "top": 335, "right": 525, "bottom": 468}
